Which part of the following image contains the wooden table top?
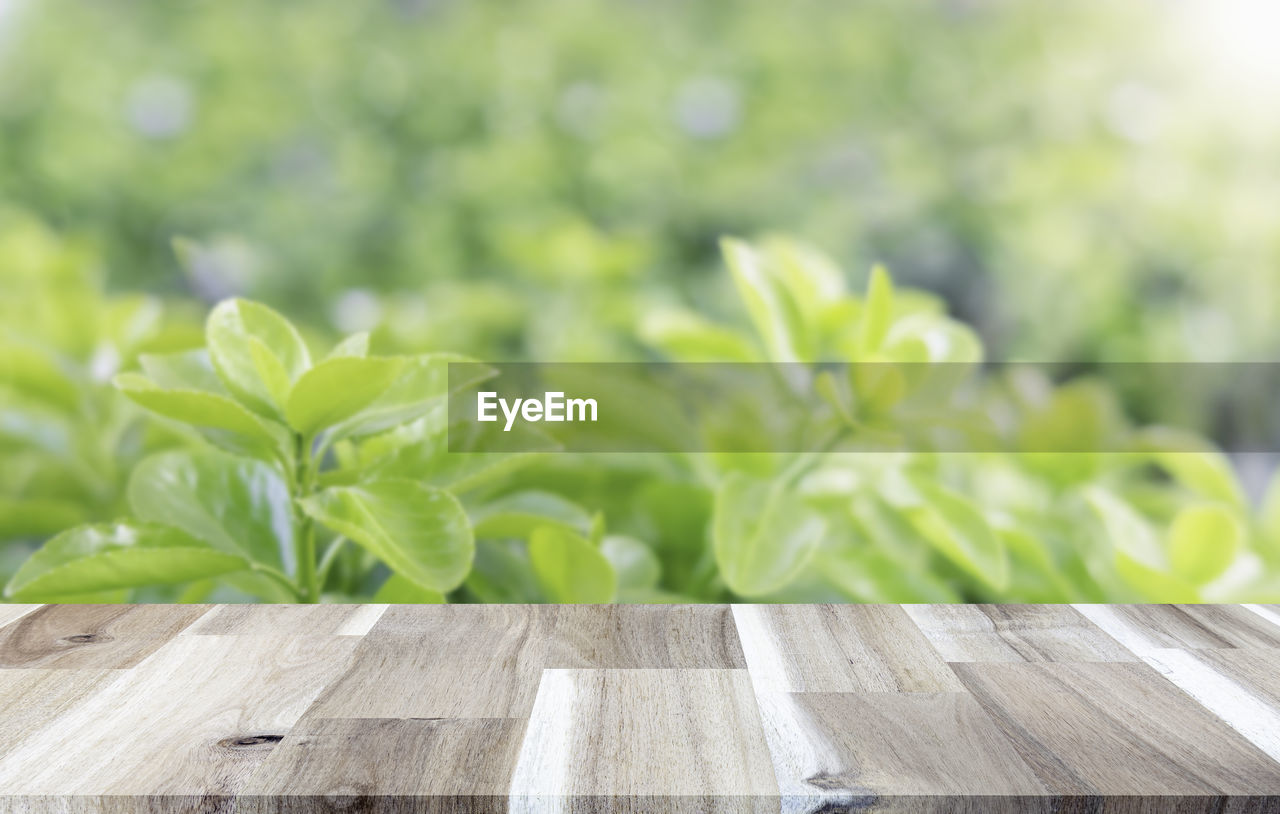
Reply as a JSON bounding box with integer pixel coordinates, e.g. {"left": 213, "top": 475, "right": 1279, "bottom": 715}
{"left": 0, "top": 603, "right": 1278, "bottom": 813}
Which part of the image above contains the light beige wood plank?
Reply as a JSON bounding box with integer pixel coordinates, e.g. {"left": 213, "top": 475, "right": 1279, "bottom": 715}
{"left": 733, "top": 604, "right": 962, "bottom": 692}
{"left": 186, "top": 604, "right": 388, "bottom": 636}
{"left": 752, "top": 690, "right": 1047, "bottom": 812}
{"left": 0, "top": 669, "right": 121, "bottom": 759}
{"left": 1143, "top": 647, "right": 1280, "bottom": 764}
{"left": 239, "top": 717, "right": 525, "bottom": 813}
{"left": 1073, "top": 604, "right": 1280, "bottom": 656}
{"left": 307, "top": 604, "right": 744, "bottom": 719}
{"left": 0, "top": 605, "right": 210, "bottom": 669}
{"left": 0, "top": 634, "right": 358, "bottom": 798}
{"left": 509, "top": 668, "right": 777, "bottom": 812}
{"left": 0, "top": 605, "right": 42, "bottom": 631}
{"left": 902, "top": 604, "right": 1136, "bottom": 662}
{"left": 953, "top": 661, "right": 1280, "bottom": 796}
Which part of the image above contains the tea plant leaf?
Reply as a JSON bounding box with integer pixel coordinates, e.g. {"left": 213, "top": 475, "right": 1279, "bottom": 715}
{"left": 128, "top": 450, "right": 295, "bottom": 576}
{"left": 373, "top": 573, "right": 445, "bottom": 603}
{"left": 207, "top": 298, "right": 312, "bottom": 418}
{"left": 904, "top": 478, "right": 1010, "bottom": 591}
{"left": 713, "top": 472, "right": 825, "bottom": 597}
{"left": 300, "top": 480, "right": 474, "bottom": 593}
{"left": 601, "top": 534, "right": 661, "bottom": 591}
{"left": 0, "top": 496, "right": 88, "bottom": 539}
{"left": 326, "top": 353, "right": 489, "bottom": 442}
{"left": 284, "top": 356, "right": 405, "bottom": 438}
{"left": 722, "top": 237, "right": 802, "bottom": 362}
{"left": 639, "top": 310, "right": 759, "bottom": 362}
{"left": 5, "top": 522, "right": 249, "bottom": 601}
{"left": 115, "top": 372, "right": 284, "bottom": 452}
{"left": 471, "top": 491, "right": 594, "bottom": 539}
{"left": 326, "top": 332, "right": 371, "bottom": 360}
{"left": 858, "top": 263, "right": 894, "bottom": 353}
{"left": 529, "top": 525, "right": 617, "bottom": 603}
{"left": 0, "top": 343, "right": 79, "bottom": 410}
{"left": 1168, "top": 503, "right": 1242, "bottom": 584}
{"left": 467, "top": 539, "right": 543, "bottom": 602}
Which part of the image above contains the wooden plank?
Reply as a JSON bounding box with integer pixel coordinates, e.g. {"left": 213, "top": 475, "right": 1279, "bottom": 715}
{"left": 509, "top": 668, "right": 777, "bottom": 812}
{"left": 733, "top": 604, "right": 963, "bottom": 692}
{"left": 0, "top": 669, "right": 120, "bottom": 759}
{"left": 0, "top": 604, "right": 210, "bottom": 669}
{"left": 952, "top": 661, "right": 1280, "bottom": 796}
{"left": 1143, "top": 647, "right": 1280, "bottom": 764}
{"left": 306, "top": 605, "right": 745, "bottom": 720}
{"left": 752, "top": 690, "right": 1048, "bottom": 812}
{"left": 238, "top": 717, "right": 525, "bottom": 813}
{"left": 0, "top": 634, "right": 358, "bottom": 800}
{"left": 901, "top": 604, "right": 1136, "bottom": 663}
{"left": 187, "top": 604, "right": 388, "bottom": 636}
{"left": 0, "top": 605, "right": 41, "bottom": 631}
{"left": 1073, "top": 604, "right": 1280, "bottom": 656}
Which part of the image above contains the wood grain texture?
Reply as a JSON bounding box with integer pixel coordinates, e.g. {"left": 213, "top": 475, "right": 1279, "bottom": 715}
{"left": 0, "top": 603, "right": 1278, "bottom": 813}
{"left": 902, "top": 604, "right": 1136, "bottom": 662}
{"left": 952, "top": 661, "right": 1280, "bottom": 796}
{"left": 0, "top": 634, "right": 359, "bottom": 802}
{"left": 734, "top": 604, "right": 963, "bottom": 692}
{"left": 0, "top": 604, "right": 210, "bottom": 669}
{"left": 187, "top": 604, "right": 388, "bottom": 636}
{"left": 509, "top": 668, "right": 777, "bottom": 812}
{"left": 0, "top": 604, "right": 40, "bottom": 631}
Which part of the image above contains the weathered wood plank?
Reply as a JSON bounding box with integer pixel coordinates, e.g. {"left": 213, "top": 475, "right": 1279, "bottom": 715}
{"left": 901, "top": 604, "right": 1136, "bottom": 662}
{"left": 733, "top": 604, "right": 963, "bottom": 692}
{"left": 509, "top": 668, "right": 778, "bottom": 813}
{"left": 186, "top": 604, "right": 388, "bottom": 636}
{"left": 0, "top": 605, "right": 210, "bottom": 669}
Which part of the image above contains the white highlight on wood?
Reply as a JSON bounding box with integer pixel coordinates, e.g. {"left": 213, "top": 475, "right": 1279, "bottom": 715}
{"left": 730, "top": 604, "right": 793, "bottom": 692}
{"left": 335, "top": 604, "right": 388, "bottom": 636}
{"left": 1070, "top": 604, "right": 1159, "bottom": 657}
{"left": 1241, "top": 603, "right": 1280, "bottom": 631}
{"left": 1142, "top": 648, "right": 1280, "bottom": 765}
{"left": 509, "top": 668, "right": 577, "bottom": 813}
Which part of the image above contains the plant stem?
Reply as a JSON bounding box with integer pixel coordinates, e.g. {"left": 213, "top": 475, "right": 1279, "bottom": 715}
{"left": 294, "top": 433, "right": 320, "bottom": 603}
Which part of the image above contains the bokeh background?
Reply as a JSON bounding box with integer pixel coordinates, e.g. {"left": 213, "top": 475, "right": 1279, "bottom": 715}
{"left": 3, "top": 0, "right": 1280, "bottom": 601}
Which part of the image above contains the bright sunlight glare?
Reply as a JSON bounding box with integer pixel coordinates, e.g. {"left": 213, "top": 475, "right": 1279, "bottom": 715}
{"left": 1176, "top": 0, "right": 1280, "bottom": 96}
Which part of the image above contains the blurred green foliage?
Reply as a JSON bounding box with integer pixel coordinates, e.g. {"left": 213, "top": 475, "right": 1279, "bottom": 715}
{"left": 3, "top": 0, "right": 1279, "bottom": 361}
{"left": 2, "top": 0, "right": 1279, "bottom": 602}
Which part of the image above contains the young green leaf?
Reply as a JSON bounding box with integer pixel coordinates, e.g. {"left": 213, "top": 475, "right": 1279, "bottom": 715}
{"left": 127, "top": 450, "right": 295, "bottom": 575}
{"left": 721, "top": 237, "right": 802, "bottom": 363}
{"left": 5, "top": 522, "right": 249, "bottom": 601}
{"left": 1168, "top": 503, "right": 1242, "bottom": 584}
{"left": 858, "top": 263, "right": 894, "bottom": 353}
{"left": 373, "top": 573, "right": 445, "bottom": 603}
{"left": 529, "top": 525, "right": 617, "bottom": 603}
{"left": 325, "top": 332, "right": 371, "bottom": 360}
{"left": 325, "top": 353, "right": 488, "bottom": 442}
{"left": 713, "top": 472, "right": 825, "bottom": 597}
{"left": 471, "top": 491, "right": 594, "bottom": 539}
{"left": 601, "top": 534, "right": 661, "bottom": 591}
{"left": 300, "top": 480, "right": 474, "bottom": 593}
{"left": 115, "top": 372, "right": 285, "bottom": 452}
{"left": 284, "top": 356, "right": 405, "bottom": 438}
{"left": 904, "top": 478, "right": 1010, "bottom": 591}
{"left": 206, "top": 298, "right": 312, "bottom": 418}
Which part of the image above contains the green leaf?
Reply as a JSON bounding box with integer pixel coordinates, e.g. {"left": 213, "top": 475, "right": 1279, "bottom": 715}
{"left": 713, "top": 472, "right": 825, "bottom": 597}
{"left": 206, "top": 299, "right": 312, "bottom": 418}
{"left": 529, "top": 525, "right": 616, "bottom": 603}
{"left": 0, "top": 343, "right": 79, "bottom": 411}
{"left": 326, "top": 332, "right": 371, "bottom": 360}
{"left": 115, "top": 372, "right": 285, "bottom": 453}
{"left": 5, "top": 523, "right": 248, "bottom": 601}
{"left": 466, "top": 539, "right": 543, "bottom": 602}
{"left": 904, "top": 478, "right": 1009, "bottom": 591}
{"left": 858, "top": 263, "right": 894, "bottom": 352}
{"left": 373, "top": 573, "right": 445, "bottom": 603}
{"left": 128, "top": 450, "right": 294, "bottom": 575}
{"left": 326, "top": 353, "right": 487, "bottom": 442}
{"left": 1084, "top": 486, "right": 1199, "bottom": 601}
{"left": 284, "top": 356, "right": 405, "bottom": 438}
{"left": 1168, "top": 504, "right": 1242, "bottom": 584}
{"left": 639, "top": 310, "right": 759, "bottom": 362}
{"left": 601, "top": 535, "right": 661, "bottom": 590}
{"left": 300, "top": 480, "right": 474, "bottom": 593}
{"left": 721, "top": 237, "right": 801, "bottom": 363}
{"left": 471, "top": 491, "right": 593, "bottom": 539}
